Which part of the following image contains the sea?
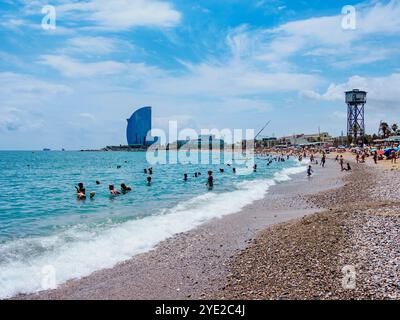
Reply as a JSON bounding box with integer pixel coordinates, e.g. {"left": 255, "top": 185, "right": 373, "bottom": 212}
{"left": 0, "top": 150, "right": 307, "bottom": 298}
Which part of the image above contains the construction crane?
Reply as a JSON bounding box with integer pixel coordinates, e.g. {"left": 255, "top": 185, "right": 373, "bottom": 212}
{"left": 254, "top": 121, "right": 271, "bottom": 140}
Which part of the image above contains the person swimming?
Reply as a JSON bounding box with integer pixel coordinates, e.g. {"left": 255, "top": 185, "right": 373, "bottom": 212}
{"left": 96, "top": 180, "right": 101, "bottom": 185}
{"left": 144, "top": 168, "right": 148, "bottom": 174}
{"left": 75, "top": 182, "right": 86, "bottom": 200}
{"left": 120, "top": 183, "right": 132, "bottom": 193}
{"left": 183, "top": 173, "right": 188, "bottom": 181}
{"left": 148, "top": 167, "right": 153, "bottom": 175}
{"left": 207, "top": 170, "right": 214, "bottom": 189}
{"left": 109, "top": 184, "right": 120, "bottom": 196}
{"left": 233, "top": 167, "right": 236, "bottom": 174}
{"left": 147, "top": 176, "right": 152, "bottom": 186}
{"left": 194, "top": 172, "right": 198, "bottom": 178}
{"left": 219, "top": 168, "right": 224, "bottom": 173}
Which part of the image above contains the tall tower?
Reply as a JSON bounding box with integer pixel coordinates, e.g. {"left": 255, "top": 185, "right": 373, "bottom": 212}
{"left": 345, "top": 89, "right": 367, "bottom": 143}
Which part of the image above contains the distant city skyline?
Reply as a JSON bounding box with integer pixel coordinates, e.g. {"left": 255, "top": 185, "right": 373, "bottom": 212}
{"left": 1, "top": 0, "right": 400, "bottom": 150}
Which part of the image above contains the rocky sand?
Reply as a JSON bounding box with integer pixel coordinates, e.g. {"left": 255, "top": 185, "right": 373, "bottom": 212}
{"left": 213, "top": 160, "right": 400, "bottom": 300}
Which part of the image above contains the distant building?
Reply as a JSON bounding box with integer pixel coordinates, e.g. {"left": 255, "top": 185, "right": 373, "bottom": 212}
{"left": 279, "top": 132, "right": 333, "bottom": 147}
{"left": 126, "top": 106, "right": 156, "bottom": 147}
{"left": 168, "top": 135, "right": 225, "bottom": 150}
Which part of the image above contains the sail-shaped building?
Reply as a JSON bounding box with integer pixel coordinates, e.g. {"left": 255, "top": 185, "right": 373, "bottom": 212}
{"left": 126, "top": 106, "right": 152, "bottom": 146}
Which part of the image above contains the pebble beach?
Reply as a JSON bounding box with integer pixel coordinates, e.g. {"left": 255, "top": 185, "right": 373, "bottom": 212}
{"left": 212, "top": 157, "right": 400, "bottom": 300}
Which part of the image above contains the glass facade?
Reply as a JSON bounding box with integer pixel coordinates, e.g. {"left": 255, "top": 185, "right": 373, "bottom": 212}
{"left": 126, "top": 106, "right": 152, "bottom": 146}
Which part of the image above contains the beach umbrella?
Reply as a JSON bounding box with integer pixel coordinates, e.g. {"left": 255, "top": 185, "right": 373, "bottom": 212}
{"left": 376, "top": 150, "right": 384, "bottom": 155}
{"left": 384, "top": 149, "right": 392, "bottom": 156}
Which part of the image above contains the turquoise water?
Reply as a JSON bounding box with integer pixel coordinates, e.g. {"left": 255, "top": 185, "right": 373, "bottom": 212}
{"left": 0, "top": 151, "right": 307, "bottom": 298}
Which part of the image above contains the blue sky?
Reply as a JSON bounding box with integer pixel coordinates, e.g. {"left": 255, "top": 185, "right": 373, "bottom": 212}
{"left": 1, "top": 0, "right": 400, "bottom": 150}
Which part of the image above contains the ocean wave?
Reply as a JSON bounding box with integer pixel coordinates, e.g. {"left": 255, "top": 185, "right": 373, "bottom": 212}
{"left": 0, "top": 161, "right": 307, "bottom": 299}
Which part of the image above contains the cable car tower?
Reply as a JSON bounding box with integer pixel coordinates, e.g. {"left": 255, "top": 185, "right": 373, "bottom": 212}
{"left": 345, "top": 89, "right": 367, "bottom": 143}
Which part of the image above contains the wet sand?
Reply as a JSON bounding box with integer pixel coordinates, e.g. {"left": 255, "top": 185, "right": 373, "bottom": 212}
{"left": 16, "top": 161, "right": 343, "bottom": 300}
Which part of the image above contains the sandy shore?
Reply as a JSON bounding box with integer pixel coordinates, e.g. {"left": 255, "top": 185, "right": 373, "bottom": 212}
{"left": 15, "top": 156, "right": 400, "bottom": 300}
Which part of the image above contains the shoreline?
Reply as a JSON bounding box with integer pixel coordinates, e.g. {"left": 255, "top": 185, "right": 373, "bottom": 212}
{"left": 15, "top": 159, "right": 343, "bottom": 300}
{"left": 211, "top": 159, "right": 400, "bottom": 300}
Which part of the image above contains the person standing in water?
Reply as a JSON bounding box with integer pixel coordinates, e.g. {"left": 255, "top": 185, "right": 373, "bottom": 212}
{"left": 207, "top": 170, "right": 214, "bottom": 189}
{"left": 307, "top": 165, "right": 313, "bottom": 177}
{"left": 183, "top": 173, "right": 188, "bottom": 181}
{"left": 75, "top": 182, "right": 86, "bottom": 200}
{"left": 147, "top": 176, "right": 152, "bottom": 186}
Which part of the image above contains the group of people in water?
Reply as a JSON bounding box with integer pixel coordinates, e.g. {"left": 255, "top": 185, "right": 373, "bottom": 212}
{"left": 75, "top": 166, "right": 155, "bottom": 200}
{"left": 75, "top": 160, "right": 265, "bottom": 200}
{"left": 76, "top": 181, "right": 134, "bottom": 199}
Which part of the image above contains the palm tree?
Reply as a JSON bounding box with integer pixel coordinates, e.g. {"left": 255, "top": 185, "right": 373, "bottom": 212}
{"left": 379, "top": 121, "right": 390, "bottom": 138}
{"left": 392, "top": 123, "right": 399, "bottom": 135}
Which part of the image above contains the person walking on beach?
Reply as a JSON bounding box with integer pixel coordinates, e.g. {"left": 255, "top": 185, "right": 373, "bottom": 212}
{"left": 391, "top": 150, "right": 397, "bottom": 164}
{"left": 321, "top": 154, "right": 326, "bottom": 167}
{"left": 339, "top": 155, "right": 344, "bottom": 171}
{"left": 373, "top": 152, "right": 378, "bottom": 164}
{"left": 207, "top": 170, "right": 214, "bottom": 190}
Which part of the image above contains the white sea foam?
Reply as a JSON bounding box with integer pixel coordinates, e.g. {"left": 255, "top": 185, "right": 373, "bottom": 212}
{"left": 0, "top": 161, "right": 307, "bottom": 299}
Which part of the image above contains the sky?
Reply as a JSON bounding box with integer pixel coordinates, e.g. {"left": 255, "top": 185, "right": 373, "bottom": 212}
{"left": 0, "top": 0, "right": 400, "bottom": 150}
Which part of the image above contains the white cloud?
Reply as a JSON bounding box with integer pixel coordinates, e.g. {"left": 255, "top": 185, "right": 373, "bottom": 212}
{"left": 301, "top": 73, "right": 400, "bottom": 107}
{"left": 56, "top": 0, "right": 181, "bottom": 30}
{"left": 61, "top": 36, "right": 134, "bottom": 55}
{"left": 0, "top": 107, "right": 45, "bottom": 132}
{"left": 39, "top": 55, "right": 127, "bottom": 77}
{"left": 0, "top": 72, "right": 72, "bottom": 97}
{"left": 254, "top": 0, "right": 400, "bottom": 68}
